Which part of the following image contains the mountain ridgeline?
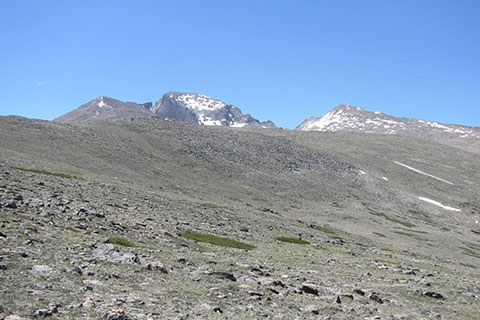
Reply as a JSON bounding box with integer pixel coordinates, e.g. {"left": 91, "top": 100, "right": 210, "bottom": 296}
{"left": 54, "top": 92, "right": 277, "bottom": 129}
{"left": 296, "top": 104, "right": 480, "bottom": 154}
{"left": 54, "top": 93, "right": 479, "bottom": 154}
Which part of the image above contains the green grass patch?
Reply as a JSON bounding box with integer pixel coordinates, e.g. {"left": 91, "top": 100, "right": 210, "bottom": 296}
{"left": 397, "top": 228, "right": 429, "bottom": 234}
{"left": 197, "top": 202, "right": 223, "bottom": 209}
{"left": 393, "top": 230, "right": 426, "bottom": 241}
{"left": 460, "top": 247, "right": 480, "bottom": 259}
{"left": 182, "top": 232, "right": 255, "bottom": 250}
{"left": 366, "top": 206, "right": 416, "bottom": 228}
{"left": 276, "top": 237, "right": 310, "bottom": 245}
{"left": 373, "top": 232, "right": 386, "bottom": 237}
{"left": 331, "top": 202, "right": 344, "bottom": 208}
{"left": 106, "top": 236, "right": 137, "bottom": 247}
{"left": 314, "top": 225, "right": 336, "bottom": 234}
{"left": 15, "top": 167, "right": 84, "bottom": 180}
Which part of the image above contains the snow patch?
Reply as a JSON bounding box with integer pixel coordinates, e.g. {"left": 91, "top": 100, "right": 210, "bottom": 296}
{"left": 418, "top": 197, "right": 462, "bottom": 212}
{"left": 393, "top": 161, "right": 454, "bottom": 185}
{"left": 359, "top": 170, "right": 366, "bottom": 175}
{"left": 382, "top": 177, "right": 388, "bottom": 181}
{"left": 230, "top": 122, "right": 247, "bottom": 128}
{"left": 177, "top": 93, "right": 226, "bottom": 111}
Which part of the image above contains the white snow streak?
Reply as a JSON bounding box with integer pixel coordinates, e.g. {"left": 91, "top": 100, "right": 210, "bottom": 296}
{"left": 418, "top": 197, "right": 462, "bottom": 212}
{"left": 382, "top": 177, "right": 388, "bottom": 181}
{"left": 393, "top": 161, "right": 454, "bottom": 185}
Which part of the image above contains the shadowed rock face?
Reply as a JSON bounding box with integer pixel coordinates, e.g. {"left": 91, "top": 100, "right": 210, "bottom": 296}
{"left": 53, "top": 96, "right": 157, "bottom": 123}
{"left": 150, "top": 92, "right": 277, "bottom": 128}
{"left": 297, "top": 104, "right": 480, "bottom": 154}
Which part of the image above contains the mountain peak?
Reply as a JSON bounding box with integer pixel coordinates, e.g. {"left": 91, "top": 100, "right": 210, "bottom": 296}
{"left": 151, "top": 92, "right": 276, "bottom": 128}
{"left": 53, "top": 96, "right": 156, "bottom": 123}
{"left": 296, "top": 104, "right": 480, "bottom": 154}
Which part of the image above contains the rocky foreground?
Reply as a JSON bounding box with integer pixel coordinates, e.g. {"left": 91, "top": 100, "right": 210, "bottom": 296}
{"left": 1, "top": 164, "right": 479, "bottom": 319}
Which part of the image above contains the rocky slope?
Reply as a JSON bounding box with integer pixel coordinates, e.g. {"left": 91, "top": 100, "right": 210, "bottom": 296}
{"left": 296, "top": 104, "right": 480, "bottom": 154}
{"left": 1, "top": 116, "right": 480, "bottom": 319}
{"left": 54, "top": 96, "right": 157, "bottom": 123}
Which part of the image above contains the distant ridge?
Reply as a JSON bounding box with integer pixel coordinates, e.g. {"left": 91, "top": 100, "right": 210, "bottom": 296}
{"left": 296, "top": 104, "right": 480, "bottom": 154}
{"left": 53, "top": 96, "right": 156, "bottom": 123}
{"left": 54, "top": 92, "right": 276, "bottom": 128}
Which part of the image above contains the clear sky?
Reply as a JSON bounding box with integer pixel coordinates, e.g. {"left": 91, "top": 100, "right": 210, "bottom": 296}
{"left": 1, "top": 0, "right": 479, "bottom": 129}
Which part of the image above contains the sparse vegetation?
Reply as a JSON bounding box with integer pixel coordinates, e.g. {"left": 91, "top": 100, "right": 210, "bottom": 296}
{"left": 106, "top": 236, "right": 137, "bottom": 247}
{"left": 15, "top": 167, "right": 83, "bottom": 180}
{"left": 197, "top": 202, "right": 223, "bottom": 209}
{"left": 460, "top": 247, "right": 480, "bottom": 259}
{"left": 314, "top": 225, "right": 336, "bottom": 234}
{"left": 182, "top": 232, "right": 255, "bottom": 250}
{"left": 373, "top": 232, "right": 386, "bottom": 237}
{"left": 365, "top": 206, "right": 416, "bottom": 228}
{"left": 331, "top": 202, "right": 344, "bottom": 208}
{"left": 276, "top": 237, "right": 310, "bottom": 245}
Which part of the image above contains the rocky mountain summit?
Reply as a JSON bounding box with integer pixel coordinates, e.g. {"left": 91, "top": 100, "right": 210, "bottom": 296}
{"left": 148, "top": 92, "right": 277, "bottom": 128}
{"left": 54, "top": 96, "right": 156, "bottom": 123}
{"left": 54, "top": 92, "right": 276, "bottom": 128}
{"left": 296, "top": 104, "right": 480, "bottom": 154}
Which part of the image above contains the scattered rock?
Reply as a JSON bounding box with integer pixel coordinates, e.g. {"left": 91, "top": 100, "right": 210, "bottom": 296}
{"left": 209, "top": 271, "right": 236, "bottom": 281}
{"left": 146, "top": 262, "right": 168, "bottom": 273}
{"left": 4, "top": 315, "right": 28, "bottom": 320}
{"left": 423, "top": 291, "right": 444, "bottom": 299}
{"left": 102, "top": 309, "right": 135, "bottom": 320}
{"left": 304, "top": 305, "right": 320, "bottom": 314}
{"left": 33, "top": 305, "right": 58, "bottom": 317}
{"left": 5, "top": 201, "right": 17, "bottom": 209}
{"left": 353, "top": 289, "right": 365, "bottom": 296}
{"left": 92, "top": 244, "right": 140, "bottom": 264}
{"left": 32, "top": 265, "right": 53, "bottom": 276}
{"left": 259, "top": 278, "right": 285, "bottom": 287}
{"left": 335, "top": 295, "right": 342, "bottom": 303}
{"left": 369, "top": 293, "right": 384, "bottom": 304}
{"left": 298, "top": 284, "right": 319, "bottom": 295}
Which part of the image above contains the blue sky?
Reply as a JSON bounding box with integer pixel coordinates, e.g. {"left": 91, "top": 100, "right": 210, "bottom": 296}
{"left": 0, "top": 0, "right": 479, "bottom": 129}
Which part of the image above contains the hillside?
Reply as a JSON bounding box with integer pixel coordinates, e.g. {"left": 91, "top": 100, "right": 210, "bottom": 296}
{"left": 1, "top": 116, "right": 479, "bottom": 319}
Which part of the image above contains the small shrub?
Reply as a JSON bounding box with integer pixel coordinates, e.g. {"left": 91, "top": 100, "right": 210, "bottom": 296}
{"left": 314, "top": 225, "right": 336, "bottom": 234}
{"left": 276, "top": 237, "right": 310, "bottom": 245}
{"left": 181, "top": 232, "right": 255, "bottom": 250}
{"left": 373, "top": 232, "right": 386, "bottom": 237}
{"left": 106, "top": 236, "right": 137, "bottom": 247}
